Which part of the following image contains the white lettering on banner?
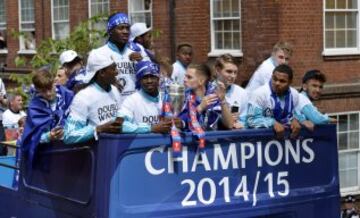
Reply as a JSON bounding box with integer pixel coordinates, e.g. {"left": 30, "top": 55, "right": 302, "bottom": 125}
{"left": 180, "top": 172, "right": 290, "bottom": 207}
{"left": 285, "top": 140, "right": 300, "bottom": 164}
{"left": 240, "top": 142, "right": 255, "bottom": 168}
{"left": 191, "top": 150, "right": 211, "bottom": 172}
{"left": 145, "top": 138, "right": 315, "bottom": 175}
{"left": 143, "top": 138, "right": 316, "bottom": 207}
{"left": 144, "top": 146, "right": 166, "bottom": 175}
{"left": 302, "top": 138, "right": 315, "bottom": 163}
{"left": 264, "top": 140, "right": 283, "bottom": 166}
{"left": 167, "top": 147, "right": 188, "bottom": 174}
{"left": 213, "top": 143, "right": 239, "bottom": 170}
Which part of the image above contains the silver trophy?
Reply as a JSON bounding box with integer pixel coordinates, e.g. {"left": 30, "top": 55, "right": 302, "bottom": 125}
{"left": 168, "top": 82, "right": 185, "bottom": 116}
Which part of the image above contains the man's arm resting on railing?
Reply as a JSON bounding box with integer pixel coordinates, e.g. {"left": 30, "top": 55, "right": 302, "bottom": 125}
{"left": 247, "top": 104, "right": 275, "bottom": 128}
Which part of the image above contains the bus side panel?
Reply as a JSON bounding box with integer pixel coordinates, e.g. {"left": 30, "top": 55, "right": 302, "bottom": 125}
{"left": 95, "top": 125, "right": 340, "bottom": 218}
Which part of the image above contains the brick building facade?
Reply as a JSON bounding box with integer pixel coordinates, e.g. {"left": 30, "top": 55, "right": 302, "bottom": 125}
{"left": 0, "top": 0, "right": 359, "bottom": 200}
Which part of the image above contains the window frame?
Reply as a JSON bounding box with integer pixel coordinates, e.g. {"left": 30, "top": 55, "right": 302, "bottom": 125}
{"left": 329, "top": 111, "right": 360, "bottom": 196}
{"left": 0, "top": 0, "right": 7, "bottom": 52}
{"left": 51, "top": 0, "right": 70, "bottom": 40}
{"left": 323, "top": 0, "right": 360, "bottom": 56}
{"left": 18, "top": 0, "right": 36, "bottom": 53}
{"left": 127, "top": 0, "right": 153, "bottom": 28}
{"left": 88, "top": 0, "right": 110, "bottom": 18}
{"left": 208, "top": 0, "right": 243, "bottom": 57}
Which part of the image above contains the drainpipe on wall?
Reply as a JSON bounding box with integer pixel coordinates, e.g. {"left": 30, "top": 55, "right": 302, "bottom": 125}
{"left": 41, "top": 0, "right": 45, "bottom": 39}
{"left": 169, "top": 0, "right": 176, "bottom": 62}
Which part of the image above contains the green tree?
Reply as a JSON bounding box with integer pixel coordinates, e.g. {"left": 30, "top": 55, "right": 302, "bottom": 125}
{"left": 9, "top": 15, "right": 108, "bottom": 103}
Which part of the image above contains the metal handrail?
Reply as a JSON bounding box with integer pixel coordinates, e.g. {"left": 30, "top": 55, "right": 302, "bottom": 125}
{"left": 0, "top": 141, "right": 19, "bottom": 149}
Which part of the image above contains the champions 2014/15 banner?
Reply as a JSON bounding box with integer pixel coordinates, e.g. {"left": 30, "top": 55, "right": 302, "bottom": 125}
{"left": 95, "top": 125, "right": 340, "bottom": 218}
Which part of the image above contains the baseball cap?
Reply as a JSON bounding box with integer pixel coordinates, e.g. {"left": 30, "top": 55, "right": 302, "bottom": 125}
{"left": 84, "top": 48, "right": 115, "bottom": 83}
{"left": 130, "top": 23, "right": 152, "bottom": 41}
{"left": 59, "top": 50, "right": 79, "bottom": 65}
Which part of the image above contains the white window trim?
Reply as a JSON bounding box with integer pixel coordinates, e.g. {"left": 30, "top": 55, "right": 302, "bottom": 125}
{"left": 208, "top": 0, "right": 242, "bottom": 57}
{"left": 0, "top": 24, "right": 6, "bottom": 52}
{"left": 51, "top": 0, "right": 69, "bottom": 40}
{"left": 0, "top": 0, "right": 6, "bottom": 52}
{"left": 17, "top": 49, "right": 36, "bottom": 55}
{"left": 88, "top": 0, "right": 110, "bottom": 18}
{"left": 18, "top": 0, "right": 36, "bottom": 52}
{"left": 329, "top": 111, "right": 360, "bottom": 196}
{"left": 127, "top": 0, "right": 153, "bottom": 28}
{"left": 322, "top": 1, "right": 360, "bottom": 56}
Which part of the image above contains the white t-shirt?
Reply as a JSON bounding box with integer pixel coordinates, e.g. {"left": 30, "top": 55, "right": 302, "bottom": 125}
{"left": 0, "top": 78, "right": 6, "bottom": 120}
{"left": 119, "top": 91, "right": 162, "bottom": 125}
{"left": 246, "top": 57, "right": 276, "bottom": 93}
{"left": 69, "top": 83, "right": 123, "bottom": 126}
{"left": 171, "top": 61, "right": 187, "bottom": 85}
{"left": 296, "top": 92, "right": 312, "bottom": 111}
{"left": 249, "top": 84, "right": 300, "bottom": 118}
{"left": 97, "top": 43, "right": 137, "bottom": 97}
{"left": 2, "top": 110, "right": 26, "bottom": 128}
{"left": 225, "top": 84, "right": 248, "bottom": 119}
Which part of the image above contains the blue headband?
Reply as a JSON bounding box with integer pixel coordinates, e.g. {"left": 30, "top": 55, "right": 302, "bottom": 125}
{"left": 135, "top": 61, "right": 160, "bottom": 89}
{"left": 107, "top": 13, "right": 129, "bottom": 33}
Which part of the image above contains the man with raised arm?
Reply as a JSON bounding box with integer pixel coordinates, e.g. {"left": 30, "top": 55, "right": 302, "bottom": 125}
{"left": 95, "top": 12, "right": 142, "bottom": 97}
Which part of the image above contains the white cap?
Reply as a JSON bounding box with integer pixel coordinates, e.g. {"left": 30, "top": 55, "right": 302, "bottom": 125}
{"left": 84, "top": 48, "right": 115, "bottom": 83}
{"left": 59, "top": 50, "right": 79, "bottom": 65}
{"left": 130, "top": 23, "right": 151, "bottom": 41}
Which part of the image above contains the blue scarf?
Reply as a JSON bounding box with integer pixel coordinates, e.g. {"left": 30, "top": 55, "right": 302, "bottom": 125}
{"left": 179, "top": 82, "right": 220, "bottom": 130}
{"left": 21, "top": 85, "right": 74, "bottom": 168}
{"left": 269, "top": 82, "right": 294, "bottom": 124}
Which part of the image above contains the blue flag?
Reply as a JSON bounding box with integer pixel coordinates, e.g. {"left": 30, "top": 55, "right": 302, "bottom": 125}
{"left": 21, "top": 85, "right": 73, "bottom": 168}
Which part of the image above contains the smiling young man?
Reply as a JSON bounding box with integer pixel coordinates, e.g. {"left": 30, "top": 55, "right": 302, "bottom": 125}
{"left": 296, "top": 70, "right": 336, "bottom": 127}
{"left": 247, "top": 64, "right": 301, "bottom": 139}
{"left": 117, "top": 60, "right": 182, "bottom": 133}
{"left": 214, "top": 54, "right": 248, "bottom": 129}
{"left": 246, "top": 41, "right": 292, "bottom": 93}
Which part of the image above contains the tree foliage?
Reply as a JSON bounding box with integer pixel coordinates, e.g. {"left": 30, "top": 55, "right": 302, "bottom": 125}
{"left": 8, "top": 15, "right": 108, "bottom": 103}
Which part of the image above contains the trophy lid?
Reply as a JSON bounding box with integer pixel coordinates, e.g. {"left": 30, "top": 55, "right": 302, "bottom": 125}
{"left": 168, "top": 81, "right": 184, "bottom": 93}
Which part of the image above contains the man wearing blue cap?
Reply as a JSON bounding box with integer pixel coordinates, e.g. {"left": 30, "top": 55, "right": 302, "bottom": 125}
{"left": 117, "top": 60, "right": 182, "bottom": 133}
{"left": 295, "top": 70, "right": 337, "bottom": 131}
{"left": 90, "top": 12, "right": 143, "bottom": 97}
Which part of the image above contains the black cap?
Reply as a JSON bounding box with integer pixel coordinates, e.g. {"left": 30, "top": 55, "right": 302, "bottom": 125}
{"left": 344, "top": 195, "right": 356, "bottom": 203}
{"left": 302, "top": 70, "right": 326, "bottom": 84}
